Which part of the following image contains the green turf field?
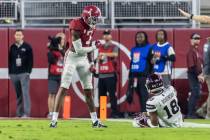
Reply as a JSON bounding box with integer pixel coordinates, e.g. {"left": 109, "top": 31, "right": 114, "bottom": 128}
{"left": 0, "top": 119, "right": 210, "bottom": 140}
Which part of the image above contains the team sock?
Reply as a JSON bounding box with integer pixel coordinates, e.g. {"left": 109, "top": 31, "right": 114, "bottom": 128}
{"left": 90, "top": 112, "right": 98, "bottom": 123}
{"left": 52, "top": 112, "right": 59, "bottom": 122}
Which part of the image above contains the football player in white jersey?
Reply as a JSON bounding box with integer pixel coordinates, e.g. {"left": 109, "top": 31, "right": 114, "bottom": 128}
{"left": 133, "top": 74, "right": 183, "bottom": 128}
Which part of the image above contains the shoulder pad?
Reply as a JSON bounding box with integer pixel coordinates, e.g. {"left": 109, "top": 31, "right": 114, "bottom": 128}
{"left": 69, "top": 19, "right": 82, "bottom": 31}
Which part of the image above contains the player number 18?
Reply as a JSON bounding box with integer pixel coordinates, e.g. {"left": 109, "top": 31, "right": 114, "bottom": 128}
{"left": 163, "top": 99, "right": 180, "bottom": 119}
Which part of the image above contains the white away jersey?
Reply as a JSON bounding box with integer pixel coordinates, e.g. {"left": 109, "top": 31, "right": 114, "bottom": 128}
{"left": 146, "top": 86, "right": 183, "bottom": 127}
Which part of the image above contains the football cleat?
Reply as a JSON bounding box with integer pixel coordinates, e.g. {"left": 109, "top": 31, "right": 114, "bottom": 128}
{"left": 50, "top": 121, "right": 57, "bottom": 128}
{"left": 92, "top": 120, "right": 107, "bottom": 128}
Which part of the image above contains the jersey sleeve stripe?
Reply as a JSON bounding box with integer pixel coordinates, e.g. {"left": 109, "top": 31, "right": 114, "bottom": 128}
{"left": 146, "top": 107, "right": 156, "bottom": 110}
{"left": 146, "top": 108, "right": 157, "bottom": 112}
{"left": 146, "top": 104, "right": 156, "bottom": 109}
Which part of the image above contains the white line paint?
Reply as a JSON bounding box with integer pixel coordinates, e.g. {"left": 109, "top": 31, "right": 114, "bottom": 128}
{"left": 30, "top": 68, "right": 48, "bottom": 79}
{"left": 0, "top": 68, "right": 9, "bottom": 79}
{"left": 172, "top": 68, "right": 188, "bottom": 79}
{"left": 0, "top": 68, "right": 188, "bottom": 80}
{"left": 0, "top": 68, "right": 48, "bottom": 79}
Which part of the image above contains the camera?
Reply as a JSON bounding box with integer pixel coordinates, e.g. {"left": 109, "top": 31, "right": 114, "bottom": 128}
{"left": 48, "top": 36, "right": 61, "bottom": 50}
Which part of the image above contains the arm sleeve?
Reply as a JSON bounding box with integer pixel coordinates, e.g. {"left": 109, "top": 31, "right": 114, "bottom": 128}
{"left": 162, "top": 46, "right": 176, "bottom": 62}
{"left": 27, "top": 45, "right": 33, "bottom": 74}
{"left": 130, "top": 48, "right": 134, "bottom": 63}
{"left": 187, "top": 51, "right": 196, "bottom": 68}
{"left": 8, "top": 46, "right": 13, "bottom": 74}
{"left": 187, "top": 51, "right": 200, "bottom": 75}
{"left": 167, "top": 47, "right": 176, "bottom": 61}
{"left": 147, "top": 47, "right": 155, "bottom": 73}
{"left": 146, "top": 99, "right": 157, "bottom": 113}
{"left": 147, "top": 47, "right": 154, "bottom": 63}
{"left": 168, "top": 46, "right": 175, "bottom": 56}
{"left": 72, "top": 39, "right": 96, "bottom": 55}
{"left": 166, "top": 55, "right": 176, "bottom": 62}
{"left": 129, "top": 48, "right": 134, "bottom": 77}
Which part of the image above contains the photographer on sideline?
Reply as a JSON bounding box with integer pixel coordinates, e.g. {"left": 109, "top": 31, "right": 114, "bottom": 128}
{"left": 47, "top": 33, "right": 66, "bottom": 118}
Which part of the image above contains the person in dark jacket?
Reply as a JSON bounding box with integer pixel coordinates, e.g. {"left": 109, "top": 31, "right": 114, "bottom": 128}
{"left": 196, "top": 37, "right": 210, "bottom": 119}
{"left": 47, "top": 33, "right": 66, "bottom": 118}
{"left": 9, "top": 29, "right": 33, "bottom": 118}
{"left": 126, "top": 31, "right": 153, "bottom": 112}
{"left": 186, "top": 33, "right": 204, "bottom": 118}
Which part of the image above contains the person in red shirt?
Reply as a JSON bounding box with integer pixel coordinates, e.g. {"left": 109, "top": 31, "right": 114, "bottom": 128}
{"left": 47, "top": 33, "right": 66, "bottom": 119}
{"left": 97, "top": 30, "right": 120, "bottom": 118}
{"left": 186, "top": 33, "right": 204, "bottom": 118}
{"left": 50, "top": 5, "right": 107, "bottom": 128}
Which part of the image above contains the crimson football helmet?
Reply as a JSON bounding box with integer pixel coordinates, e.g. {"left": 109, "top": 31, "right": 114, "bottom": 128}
{"left": 145, "top": 74, "right": 164, "bottom": 93}
{"left": 82, "top": 5, "right": 101, "bottom": 28}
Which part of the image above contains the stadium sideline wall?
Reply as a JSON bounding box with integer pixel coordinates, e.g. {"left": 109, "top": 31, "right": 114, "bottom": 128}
{"left": 0, "top": 28, "right": 209, "bottom": 117}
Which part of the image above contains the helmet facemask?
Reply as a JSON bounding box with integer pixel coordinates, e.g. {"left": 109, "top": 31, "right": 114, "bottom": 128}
{"left": 86, "top": 16, "right": 101, "bottom": 29}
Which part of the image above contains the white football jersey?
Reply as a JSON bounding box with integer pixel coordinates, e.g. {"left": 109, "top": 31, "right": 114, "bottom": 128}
{"left": 146, "top": 86, "right": 183, "bottom": 128}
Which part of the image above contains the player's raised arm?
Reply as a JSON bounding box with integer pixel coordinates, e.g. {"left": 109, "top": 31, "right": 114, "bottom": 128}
{"left": 178, "top": 8, "right": 210, "bottom": 24}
